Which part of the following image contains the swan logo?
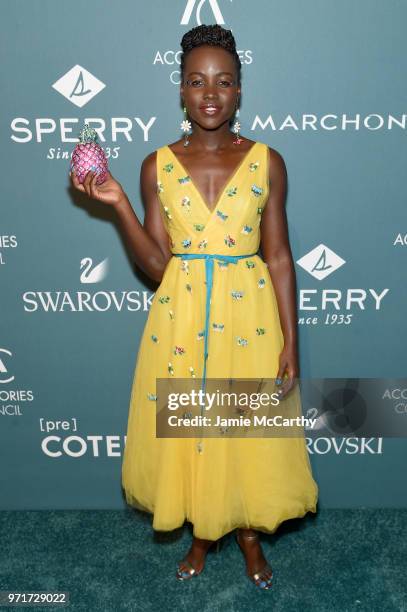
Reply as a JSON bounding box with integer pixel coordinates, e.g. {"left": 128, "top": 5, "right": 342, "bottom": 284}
{"left": 52, "top": 65, "right": 106, "bottom": 108}
{"left": 80, "top": 257, "right": 109, "bottom": 284}
{"left": 0, "top": 349, "right": 14, "bottom": 384}
{"left": 296, "top": 244, "right": 346, "bottom": 280}
{"left": 180, "top": 0, "right": 226, "bottom": 25}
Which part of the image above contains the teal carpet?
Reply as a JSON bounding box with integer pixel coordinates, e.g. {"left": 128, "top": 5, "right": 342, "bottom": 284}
{"left": 0, "top": 509, "right": 406, "bottom": 611}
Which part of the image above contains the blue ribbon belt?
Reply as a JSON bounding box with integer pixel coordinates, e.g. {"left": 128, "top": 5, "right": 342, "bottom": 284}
{"left": 173, "top": 252, "right": 258, "bottom": 398}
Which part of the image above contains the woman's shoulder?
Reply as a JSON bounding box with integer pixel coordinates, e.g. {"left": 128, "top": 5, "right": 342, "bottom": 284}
{"left": 250, "top": 138, "right": 281, "bottom": 156}
{"left": 253, "top": 139, "right": 286, "bottom": 170}
{"left": 140, "top": 142, "right": 172, "bottom": 169}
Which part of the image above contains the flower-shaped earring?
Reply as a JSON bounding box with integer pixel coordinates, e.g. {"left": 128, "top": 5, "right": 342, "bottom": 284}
{"left": 232, "top": 107, "right": 243, "bottom": 145}
{"left": 180, "top": 105, "right": 192, "bottom": 147}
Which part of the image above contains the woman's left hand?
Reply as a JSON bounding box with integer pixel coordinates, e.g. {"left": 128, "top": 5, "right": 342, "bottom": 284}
{"left": 275, "top": 343, "right": 299, "bottom": 399}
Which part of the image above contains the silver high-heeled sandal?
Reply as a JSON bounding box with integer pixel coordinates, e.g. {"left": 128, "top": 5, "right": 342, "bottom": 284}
{"left": 236, "top": 530, "right": 273, "bottom": 590}
{"left": 175, "top": 538, "right": 222, "bottom": 581}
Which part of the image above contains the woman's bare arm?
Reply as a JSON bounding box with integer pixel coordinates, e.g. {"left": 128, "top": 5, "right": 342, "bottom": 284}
{"left": 113, "top": 151, "right": 172, "bottom": 282}
{"left": 71, "top": 150, "right": 172, "bottom": 283}
{"left": 260, "top": 147, "right": 299, "bottom": 382}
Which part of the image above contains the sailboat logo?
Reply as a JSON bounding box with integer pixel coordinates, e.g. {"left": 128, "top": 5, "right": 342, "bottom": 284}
{"left": 296, "top": 244, "right": 346, "bottom": 280}
{"left": 52, "top": 65, "right": 106, "bottom": 108}
{"left": 180, "top": 0, "right": 225, "bottom": 25}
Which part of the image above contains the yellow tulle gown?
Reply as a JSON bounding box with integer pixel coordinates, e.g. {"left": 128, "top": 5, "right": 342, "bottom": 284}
{"left": 121, "top": 140, "right": 318, "bottom": 540}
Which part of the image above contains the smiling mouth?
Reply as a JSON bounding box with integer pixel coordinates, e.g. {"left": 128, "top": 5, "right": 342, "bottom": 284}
{"left": 199, "top": 105, "right": 221, "bottom": 115}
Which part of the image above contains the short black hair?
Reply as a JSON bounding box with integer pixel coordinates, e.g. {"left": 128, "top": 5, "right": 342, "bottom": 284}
{"left": 180, "top": 24, "right": 241, "bottom": 86}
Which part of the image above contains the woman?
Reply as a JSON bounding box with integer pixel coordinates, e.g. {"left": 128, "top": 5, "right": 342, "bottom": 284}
{"left": 70, "top": 24, "right": 318, "bottom": 590}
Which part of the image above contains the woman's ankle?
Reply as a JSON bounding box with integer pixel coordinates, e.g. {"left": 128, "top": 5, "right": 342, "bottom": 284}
{"left": 238, "top": 528, "right": 258, "bottom": 538}
{"left": 191, "top": 536, "right": 215, "bottom": 550}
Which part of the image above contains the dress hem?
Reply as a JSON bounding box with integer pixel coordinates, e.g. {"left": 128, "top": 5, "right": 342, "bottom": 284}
{"left": 123, "top": 488, "right": 318, "bottom": 541}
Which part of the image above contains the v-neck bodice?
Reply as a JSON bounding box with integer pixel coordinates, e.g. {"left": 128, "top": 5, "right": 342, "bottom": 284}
{"left": 156, "top": 140, "right": 270, "bottom": 255}
{"left": 164, "top": 142, "right": 259, "bottom": 215}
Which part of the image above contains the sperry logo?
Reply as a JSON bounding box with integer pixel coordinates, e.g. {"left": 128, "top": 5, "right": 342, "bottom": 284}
{"left": 296, "top": 244, "right": 346, "bottom": 280}
{"left": 52, "top": 65, "right": 106, "bottom": 108}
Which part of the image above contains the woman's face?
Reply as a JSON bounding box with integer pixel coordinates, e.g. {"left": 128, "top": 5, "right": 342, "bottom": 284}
{"left": 180, "top": 44, "right": 240, "bottom": 131}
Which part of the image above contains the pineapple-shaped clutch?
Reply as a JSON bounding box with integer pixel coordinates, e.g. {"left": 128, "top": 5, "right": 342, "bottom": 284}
{"left": 70, "top": 123, "right": 108, "bottom": 185}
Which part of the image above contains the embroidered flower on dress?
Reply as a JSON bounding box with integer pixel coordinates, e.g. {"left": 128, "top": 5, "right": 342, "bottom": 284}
{"left": 178, "top": 175, "right": 191, "bottom": 184}
{"left": 249, "top": 161, "right": 260, "bottom": 172}
{"left": 216, "top": 210, "right": 228, "bottom": 221}
{"left": 193, "top": 223, "right": 205, "bottom": 232}
{"left": 198, "top": 238, "right": 208, "bottom": 249}
{"left": 251, "top": 184, "right": 263, "bottom": 197}
{"left": 151, "top": 334, "right": 159, "bottom": 343}
{"left": 246, "top": 260, "right": 256, "bottom": 269}
{"left": 174, "top": 346, "right": 186, "bottom": 355}
{"left": 241, "top": 225, "right": 252, "bottom": 234}
{"left": 181, "top": 196, "right": 191, "bottom": 209}
{"left": 212, "top": 322, "right": 224, "bottom": 332}
{"left": 168, "top": 362, "right": 174, "bottom": 376}
{"left": 163, "top": 206, "right": 172, "bottom": 220}
{"left": 224, "top": 234, "right": 236, "bottom": 247}
{"left": 257, "top": 207, "right": 264, "bottom": 215}
{"left": 163, "top": 163, "right": 174, "bottom": 173}
{"left": 147, "top": 393, "right": 157, "bottom": 400}
{"left": 236, "top": 337, "right": 248, "bottom": 346}
{"left": 197, "top": 330, "right": 205, "bottom": 340}
{"left": 258, "top": 278, "right": 266, "bottom": 288}
{"left": 158, "top": 295, "right": 170, "bottom": 303}
{"left": 189, "top": 366, "right": 196, "bottom": 378}
{"left": 226, "top": 186, "right": 238, "bottom": 197}
{"left": 157, "top": 181, "right": 164, "bottom": 193}
{"left": 180, "top": 260, "right": 190, "bottom": 274}
{"left": 182, "top": 238, "right": 192, "bottom": 248}
{"left": 256, "top": 328, "right": 266, "bottom": 335}
{"left": 186, "top": 283, "right": 192, "bottom": 292}
{"left": 231, "top": 290, "right": 244, "bottom": 300}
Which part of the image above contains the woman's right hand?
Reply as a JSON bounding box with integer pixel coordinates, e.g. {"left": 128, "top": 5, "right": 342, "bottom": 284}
{"left": 70, "top": 169, "right": 127, "bottom": 207}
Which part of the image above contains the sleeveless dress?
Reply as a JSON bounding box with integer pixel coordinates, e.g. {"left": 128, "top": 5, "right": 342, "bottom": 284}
{"left": 121, "top": 140, "right": 318, "bottom": 541}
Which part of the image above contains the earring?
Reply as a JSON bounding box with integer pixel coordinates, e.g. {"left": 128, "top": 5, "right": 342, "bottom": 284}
{"left": 180, "top": 105, "right": 192, "bottom": 147}
{"left": 232, "top": 106, "right": 243, "bottom": 145}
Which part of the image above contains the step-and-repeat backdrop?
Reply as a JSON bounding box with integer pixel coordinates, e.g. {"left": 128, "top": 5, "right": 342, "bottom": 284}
{"left": 1, "top": 0, "right": 406, "bottom": 509}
